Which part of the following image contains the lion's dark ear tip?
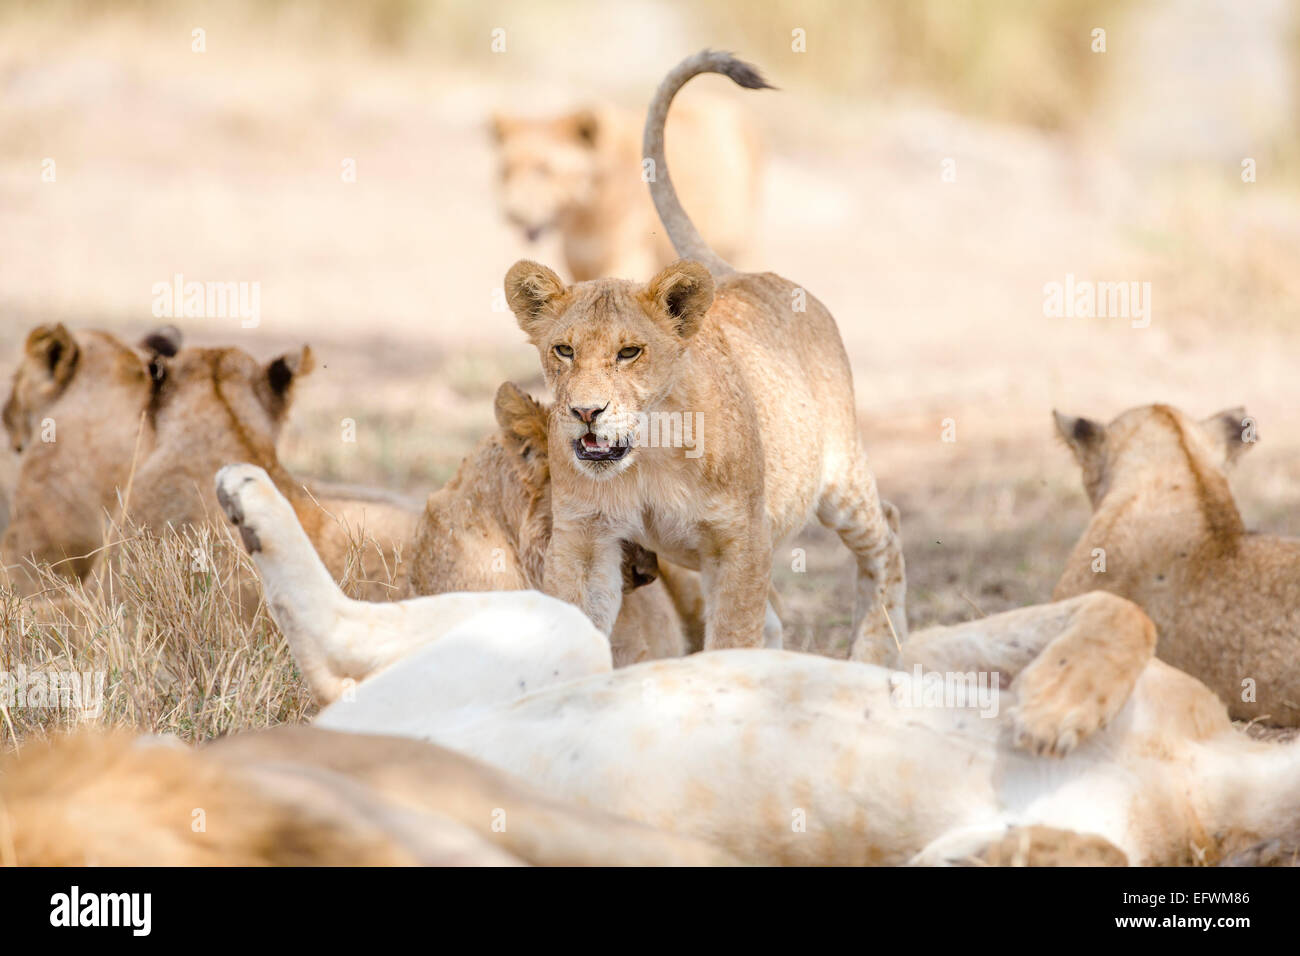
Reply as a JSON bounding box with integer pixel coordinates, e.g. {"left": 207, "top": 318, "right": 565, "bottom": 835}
{"left": 267, "top": 357, "right": 293, "bottom": 394}
{"left": 141, "top": 325, "right": 182, "bottom": 358}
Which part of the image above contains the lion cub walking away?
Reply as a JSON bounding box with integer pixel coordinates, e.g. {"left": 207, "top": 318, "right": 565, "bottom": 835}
{"left": 1053, "top": 403, "right": 1300, "bottom": 724}
{"left": 504, "top": 51, "right": 906, "bottom": 656}
{"left": 491, "top": 96, "right": 761, "bottom": 282}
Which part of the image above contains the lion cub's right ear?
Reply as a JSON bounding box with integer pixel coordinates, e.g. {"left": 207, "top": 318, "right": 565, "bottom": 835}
{"left": 24, "top": 323, "right": 80, "bottom": 388}
{"left": 504, "top": 260, "right": 568, "bottom": 342}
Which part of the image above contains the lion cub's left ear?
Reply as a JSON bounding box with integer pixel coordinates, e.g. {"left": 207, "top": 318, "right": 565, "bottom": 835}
{"left": 494, "top": 382, "right": 549, "bottom": 458}
{"left": 494, "top": 381, "right": 551, "bottom": 488}
{"left": 1201, "top": 407, "right": 1256, "bottom": 466}
{"left": 644, "top": 260, "right": 714, "bottom": 339}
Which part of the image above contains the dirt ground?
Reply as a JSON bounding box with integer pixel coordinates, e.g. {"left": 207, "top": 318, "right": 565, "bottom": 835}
{"left": 3, "top": 2, "right": 1300, "bottom": 663}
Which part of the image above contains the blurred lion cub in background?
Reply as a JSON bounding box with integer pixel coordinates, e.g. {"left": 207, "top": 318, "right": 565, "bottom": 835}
{"left": 491, "top": 95, "right": 762, "bottom": 281}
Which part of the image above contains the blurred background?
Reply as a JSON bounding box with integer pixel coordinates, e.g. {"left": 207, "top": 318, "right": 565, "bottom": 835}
{"left": 3, "top": 0, "right": 1299, "bottom": 651}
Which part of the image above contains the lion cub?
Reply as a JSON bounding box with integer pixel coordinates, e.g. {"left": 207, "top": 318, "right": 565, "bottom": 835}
{"left": 504, "top": 52, "right": 905, "bottom": 655}
{"left": 1053, "top": 403, "right": 1300, "bottom": 724}
{"left": 409, "top": 381, "right": 687, "bottom": 665}
{"left": 491, "top": 96, "right": 760, "bottom": 282}
{"left": 2, "top": 324, "right": 175, "bottom": 582}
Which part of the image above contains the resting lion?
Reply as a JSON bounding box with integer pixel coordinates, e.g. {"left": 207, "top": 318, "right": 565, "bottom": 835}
{"left": 491, "top": 94, "right": 760, "bottom": 281}
{"left": 1053, "top": 402, "right": 1300, "bottom": 725}
{"left": 503, "top": 51, "right": 906, "bottom": 656}
{"left": 2, "top": 323, "right": 173, "bottom": 581}
{"left": 0, "top": 726, "right": 731, "bottom": 865}
{"left": 131, "top": 342, "right": 415, "bottom": 599}
{"left": 410, "top": 380, "right": 687, "bottom": 665}
{"left": 1, "top": 325, "right": 414, "bottom": 600}
{"left": 218, "top": 462, "right": 1300, "bottom": 866}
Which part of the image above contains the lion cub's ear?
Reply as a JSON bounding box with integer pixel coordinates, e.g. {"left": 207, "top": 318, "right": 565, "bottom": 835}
{"left": 495, "top": 380, "right": 549, "bottom": 467}
{"left": 267, "top": 346, "right": 314, "bottom": 393}
{"left": 139, "top": 325, "right": 182, "bottom": 358}
{"left": 620, "top": 541, "right": 660, "bottom": 594}
{"left": 1201, "top": 407, "right": 1255, "bottom": 466}
{"left": 489, "top": 111, "right": 514, "bottom": 143}
{"left": 24, "top": 323, "right": 80, "bottom": 388}
{"left": 643, "top": 261, "right": 714, "bottom": 338}
{"left": 1053, "top": 410, "right": 1105, "bottom": 467}
{"left": 258, "top": 345, "right": 314, "bottom": 420}
{"left": 561, "top": 108, "right": 600, "bottom": 148}
{"left": 505, "top": 261, "right": 568, "bottom": 341}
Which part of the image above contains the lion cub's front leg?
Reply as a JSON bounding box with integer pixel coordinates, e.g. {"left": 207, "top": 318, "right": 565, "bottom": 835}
{"left": 543, "top": 520, "right": 625, "bottom": 635}
{"left": 699, "top": 521, "right": 772, "bottom": 649}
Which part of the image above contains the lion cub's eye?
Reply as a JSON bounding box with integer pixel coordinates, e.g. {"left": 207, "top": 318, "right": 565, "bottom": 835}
{"left": 617, "top": 346, "right": 642, "bottom": 361}
{"left": 554, "top": 345, "right": 574, "bottom": 359}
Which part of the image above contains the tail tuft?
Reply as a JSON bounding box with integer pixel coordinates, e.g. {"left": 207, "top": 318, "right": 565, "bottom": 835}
{"left": 703, "top": 49, "right": 775, "bottom": 92}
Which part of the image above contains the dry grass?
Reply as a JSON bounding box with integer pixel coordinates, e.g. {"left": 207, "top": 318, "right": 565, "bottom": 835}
{"left": 0, "top": 511, "right": 408, "bottom": 751}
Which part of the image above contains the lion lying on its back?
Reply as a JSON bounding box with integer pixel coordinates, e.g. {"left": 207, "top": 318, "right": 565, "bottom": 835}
{"left": 1053, "top": 403, "right": 1300, "bottom": 724}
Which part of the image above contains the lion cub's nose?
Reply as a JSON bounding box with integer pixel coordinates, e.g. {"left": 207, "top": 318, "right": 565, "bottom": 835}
{"left": 571, "top": 404, "right": 606, "bottom": 425}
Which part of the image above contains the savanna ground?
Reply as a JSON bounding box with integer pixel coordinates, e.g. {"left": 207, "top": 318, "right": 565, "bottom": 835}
{"left": 2, "top": 0, "right": 1299, "bottom": 745}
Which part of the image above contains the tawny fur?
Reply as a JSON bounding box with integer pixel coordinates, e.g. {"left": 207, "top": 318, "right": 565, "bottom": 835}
{"left": 491, "top": 95, "right": 761, "bottom": 282}
{"left": 504, "top": 52, "right": 905, "bottom": 656}
{"left": 131, "top": 344, "right": 414, "bottom": 601}
{"left": 1, "top": 325, "right": 161, "bottom": 584}
{"left": 1053, "top": 403, "right": 1300, "bottom": 725}
{"left": 409, "top": 381, "right": 685, "bottom": 665}
{"left": 221, "top": 466, "right": 1300, "bottom": 867}
{"left": 0, "top": 326, "right": 414, "bottom": 601}
{"left": 0, "top": 726, "right": 732, "bottom": 865}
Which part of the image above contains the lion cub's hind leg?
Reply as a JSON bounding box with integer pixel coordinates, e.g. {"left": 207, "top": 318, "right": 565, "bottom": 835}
{"left": 818, "top": 456, "right": 907, "bottom": 663}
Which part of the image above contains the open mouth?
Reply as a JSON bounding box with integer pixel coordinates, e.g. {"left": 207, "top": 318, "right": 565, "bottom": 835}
{"left": 574, "top": 433, "right": 630, "bottom": 463}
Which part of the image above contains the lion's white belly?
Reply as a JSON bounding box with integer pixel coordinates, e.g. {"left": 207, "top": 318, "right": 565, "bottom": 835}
{"left": 323, "top": 647, "right": 1149, "bottom": 864}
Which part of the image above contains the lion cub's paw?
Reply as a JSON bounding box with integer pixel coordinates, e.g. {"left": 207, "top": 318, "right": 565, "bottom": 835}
{"left": 1008, "top": 656, "right": 1125, "bottom": 758}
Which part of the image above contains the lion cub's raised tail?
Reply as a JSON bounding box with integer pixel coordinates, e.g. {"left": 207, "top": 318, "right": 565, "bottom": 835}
{"left": 643, "top": 50, "right": 772, "bottom": 278}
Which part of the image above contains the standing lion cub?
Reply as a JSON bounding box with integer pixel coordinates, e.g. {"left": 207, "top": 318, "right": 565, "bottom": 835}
{"left": 504, "top": 51, "right": 906, "bottom": 655}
